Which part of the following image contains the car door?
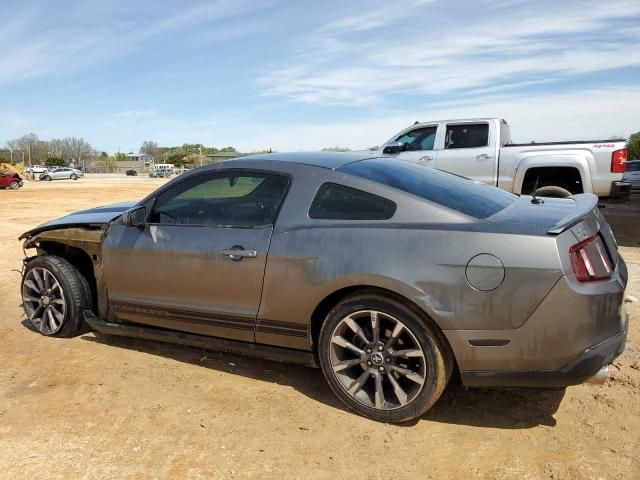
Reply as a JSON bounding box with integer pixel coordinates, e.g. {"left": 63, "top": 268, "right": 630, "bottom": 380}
{"left": 434, "top": 121, "right": 497, "bottom": 185}
{"left": 54, "top": 168, "right": 68, "bottom": 179}
{"left": 102, "top": 170, "right": 290, "bottom": 342}
{"left": 387, "top": 124, "right": 439, "bottom": 167}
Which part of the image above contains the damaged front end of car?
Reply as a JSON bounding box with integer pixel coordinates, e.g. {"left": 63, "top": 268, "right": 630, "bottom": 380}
{"left": 20, "top": 202, "right": 137, "bottom": 319}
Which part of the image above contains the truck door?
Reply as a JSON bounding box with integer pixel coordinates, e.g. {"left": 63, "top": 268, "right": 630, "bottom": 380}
{"left": 435, "top": 121, "right": 497, "bottom": 185}
{"left": 388, "top": 125, "right": 439, "bottom": 167}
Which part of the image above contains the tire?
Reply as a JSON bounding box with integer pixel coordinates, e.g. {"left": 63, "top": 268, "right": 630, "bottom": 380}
{"left": 71, "top": 174, "right": 77, "bottom": 180}
{"left": 318, "top": 291, "right": 452, "bottom": 423}
{"left": 9, "top": 180, "right": 19, "bottom": 190}
{"left": 21, "top": 255, "right": 93, "bottom": 338}
{"left": 44, "top": 175, "right": 52, "bottom": 181}
{"left": 533, "top": 185, "right": 572, "bottom": 198}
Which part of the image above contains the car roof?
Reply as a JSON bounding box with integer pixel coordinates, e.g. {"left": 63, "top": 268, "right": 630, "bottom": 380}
{"left": 209, "top": 151, "right": 382, "bottom": 170}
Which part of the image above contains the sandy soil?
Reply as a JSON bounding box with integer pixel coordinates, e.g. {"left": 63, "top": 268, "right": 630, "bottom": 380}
{"left": 0, "top": 177, "right": 639, "bottom": 480}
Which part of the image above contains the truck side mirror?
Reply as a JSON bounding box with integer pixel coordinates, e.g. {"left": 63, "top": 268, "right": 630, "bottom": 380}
{"left": 122, "top": 206, "right": 147, "bottom": 228}
{"left": 383, "top": 141, "right": 405, "bottom": 154}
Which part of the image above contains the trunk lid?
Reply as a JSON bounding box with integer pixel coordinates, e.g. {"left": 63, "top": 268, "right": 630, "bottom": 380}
{"left": 487, "top": 193, "right": 618, "bottom": 264}
{"left": 487, "top": 194, "right": 597, "bottom": 234}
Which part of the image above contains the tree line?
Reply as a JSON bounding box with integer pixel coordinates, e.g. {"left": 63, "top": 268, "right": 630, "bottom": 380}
{"left": 0, "top": 134, "right": 272, "bottom": 170}
{"left": 2, "top": 133, "right": 93, "bottom": 167}
{"left": 137, "top": 141, "right": 247, "bottom": 168}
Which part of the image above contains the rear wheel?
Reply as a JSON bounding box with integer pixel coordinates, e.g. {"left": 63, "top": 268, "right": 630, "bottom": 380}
{"left": 21, "top": 255, "right": 92, "bottom": 338}
{"left": 318, "top": 292, "right": 452, "bottom": 423}
{"left": 533, "top": 185, "right": 572, "bottom": 198}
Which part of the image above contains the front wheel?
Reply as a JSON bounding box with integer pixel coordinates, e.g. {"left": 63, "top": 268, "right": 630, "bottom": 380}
{"left": 318, "top": 292, "right": 452, "bottom": 423}
{"left": 21, "top": 255, "right": 92, "bottom": 338}
{"left": 9, "top": 180, "right": 19, "bottom": 189}
{"left": 44, "top": 175, "right": 52, "bottom": 181}
{"left": 70, "top": 173, "right": 78, "bottom": 180}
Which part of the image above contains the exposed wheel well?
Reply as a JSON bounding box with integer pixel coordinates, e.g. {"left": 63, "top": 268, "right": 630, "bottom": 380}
{"left": 521, "top": 166, "right": 583, "bottom": 195}
{"left": 37, "top": 242, "right": 97, "bottom": 312}
{"left": 309, "top": 285, "right": 456, "bottom": 369}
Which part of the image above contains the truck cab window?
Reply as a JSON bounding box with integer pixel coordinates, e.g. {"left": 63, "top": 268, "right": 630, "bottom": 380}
{"left": 445, "top": 124, "right": 489, "bottom": 149}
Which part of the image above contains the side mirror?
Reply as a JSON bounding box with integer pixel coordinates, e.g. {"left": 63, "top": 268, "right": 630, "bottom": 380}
{"left": 382, "top": 141, "right": 405, "bottom": 154}
{"left": 122, "top": 206, "right": 147, "bottom": 228}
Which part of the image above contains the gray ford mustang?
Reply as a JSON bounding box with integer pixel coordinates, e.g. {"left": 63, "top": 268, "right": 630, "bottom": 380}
{"left": 19, "top": 152, "right": 628, "bottom": 422}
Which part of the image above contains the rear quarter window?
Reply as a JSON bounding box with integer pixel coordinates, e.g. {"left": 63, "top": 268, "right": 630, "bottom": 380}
{"left": 340, "top": 158, "right": 516, "bottom": 219}
{"left": 309, "top": 183, "right": 396, "bottom": 220}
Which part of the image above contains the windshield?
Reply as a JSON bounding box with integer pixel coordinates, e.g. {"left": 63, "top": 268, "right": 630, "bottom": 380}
{"left": 340, "top": 158, "right": 517, "bottom": 219}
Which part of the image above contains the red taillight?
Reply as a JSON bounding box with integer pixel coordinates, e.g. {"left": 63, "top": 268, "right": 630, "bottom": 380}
{"left": 611, "top": 148, "right": 627, "bottom": 173}
{"left": 569, "top": 235, "right": 612, "bottom": 282}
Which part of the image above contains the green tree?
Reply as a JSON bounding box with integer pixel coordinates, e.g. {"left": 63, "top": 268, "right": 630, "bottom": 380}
{"left": 45, "top": 157, "right": 67, "bottom": 168}
{"left": 114, "top": 152, "right": 127, "bottom": 162}
{"left": 628, "top": 132, "right": 640, "bottom": 160}
{"left": 167, "top": 151, "right": 188, "bottom": 167}
{"left": 140, "top": 140, "right": 160, "bottom": 160}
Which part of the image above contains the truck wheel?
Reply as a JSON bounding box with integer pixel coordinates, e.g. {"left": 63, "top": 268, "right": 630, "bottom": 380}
{"left": 9, "top": 180, "right": 19, "bottom": 189}
{"left": 21, "top": 255, "right": 92, "bottom": 338}
{"left": 318, "top": 292, "right": 452, "bottom": 423}
{"left": 533, "top": 186, "right": 572, "bottom": 198}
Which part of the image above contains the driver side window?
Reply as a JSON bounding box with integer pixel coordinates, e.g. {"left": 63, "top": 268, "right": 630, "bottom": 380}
{"left": 394, "top": 126, "right": 437, "bottom": 151}
{"left": 150, "top": 171, "right": 290, "bottom": 227}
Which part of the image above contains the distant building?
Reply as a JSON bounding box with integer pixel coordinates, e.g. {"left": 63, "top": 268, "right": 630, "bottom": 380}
{"left": 125, "top": 153, "right": 154, "bottom": 166}
{"left": 205, "top": 151, "right": 240, "bottom": 163}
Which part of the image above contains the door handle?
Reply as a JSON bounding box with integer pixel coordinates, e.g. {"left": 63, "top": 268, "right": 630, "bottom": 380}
{"left": 420, "top": 155, "right": 434, "bottom": 162}
{"left": 221, "top": 247, "right": 257, "bottom": 261}
{"left": 476, "top": 154, "right": 492, "bottom": 160}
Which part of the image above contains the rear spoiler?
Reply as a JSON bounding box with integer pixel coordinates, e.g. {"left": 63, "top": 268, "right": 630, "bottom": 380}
{"left": 547, "top": 193, "right": 599, "bottom": 235}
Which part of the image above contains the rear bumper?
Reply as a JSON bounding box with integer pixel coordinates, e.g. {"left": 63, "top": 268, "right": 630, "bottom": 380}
{"left": 609, "top": 180, "right": 631, "bottom": 199}
{"left": 461, "top": 317, "right": 628, "bottom": 388}
{"left": 447, "top": 256, "right": 628, "bottom": 388}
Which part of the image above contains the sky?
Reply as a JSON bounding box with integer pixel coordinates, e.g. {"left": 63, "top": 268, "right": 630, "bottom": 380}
{"left": 1, "top": 0, "right": 639, "bottom": 153}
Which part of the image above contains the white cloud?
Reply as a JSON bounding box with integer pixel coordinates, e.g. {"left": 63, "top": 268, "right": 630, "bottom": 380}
{"left": 115, "top": 110, "right": 157, "bottom": 120}
{"left": 262, "top": 0, "right": 640, "bottom": 105}
{"left": 0, "top": 1, "right": 254, "bottom": 84}
{"left": 80, "top": 85, "right": 639, "bottom": 153}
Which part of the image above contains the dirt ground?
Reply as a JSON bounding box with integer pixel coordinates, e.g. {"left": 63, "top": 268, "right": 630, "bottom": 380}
{"left": 1, "top": 177, "right": 639, "bottom": 480}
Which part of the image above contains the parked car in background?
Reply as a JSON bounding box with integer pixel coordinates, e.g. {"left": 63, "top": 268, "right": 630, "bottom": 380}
{"left": 623, "top": 160, "right": 640, "bottom": 190}
{"left": 126, "top": 169, "right": 138, "bottom": 176}
{"left": 24, "top": 165, "right": 49, "bottom": 176}
{"left": 382, "top": 118, "right": 631, "bottom": 200}
{"left": 0, "top": 170, "right": 24, "bottom": 189}
{"left": 18, "top": 152, "right": 627, "bottom": 423}
{"left": 40, "top": 167, "right": 84, "bottom": 181}
{"left": 149, "top": 170, "right": 165, "bottom": 178}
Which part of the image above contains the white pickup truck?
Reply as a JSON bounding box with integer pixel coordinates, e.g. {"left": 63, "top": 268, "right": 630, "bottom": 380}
{"left": 23, "top": 165, "right": 49, "bottom": 176}
{"left": 381, "top": 118, "right": 631, "bottom": 199}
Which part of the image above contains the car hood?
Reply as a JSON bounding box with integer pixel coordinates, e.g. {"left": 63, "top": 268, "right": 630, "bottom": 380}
{"left": 19, "top": 201, "right": 137, "bottom": 240}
